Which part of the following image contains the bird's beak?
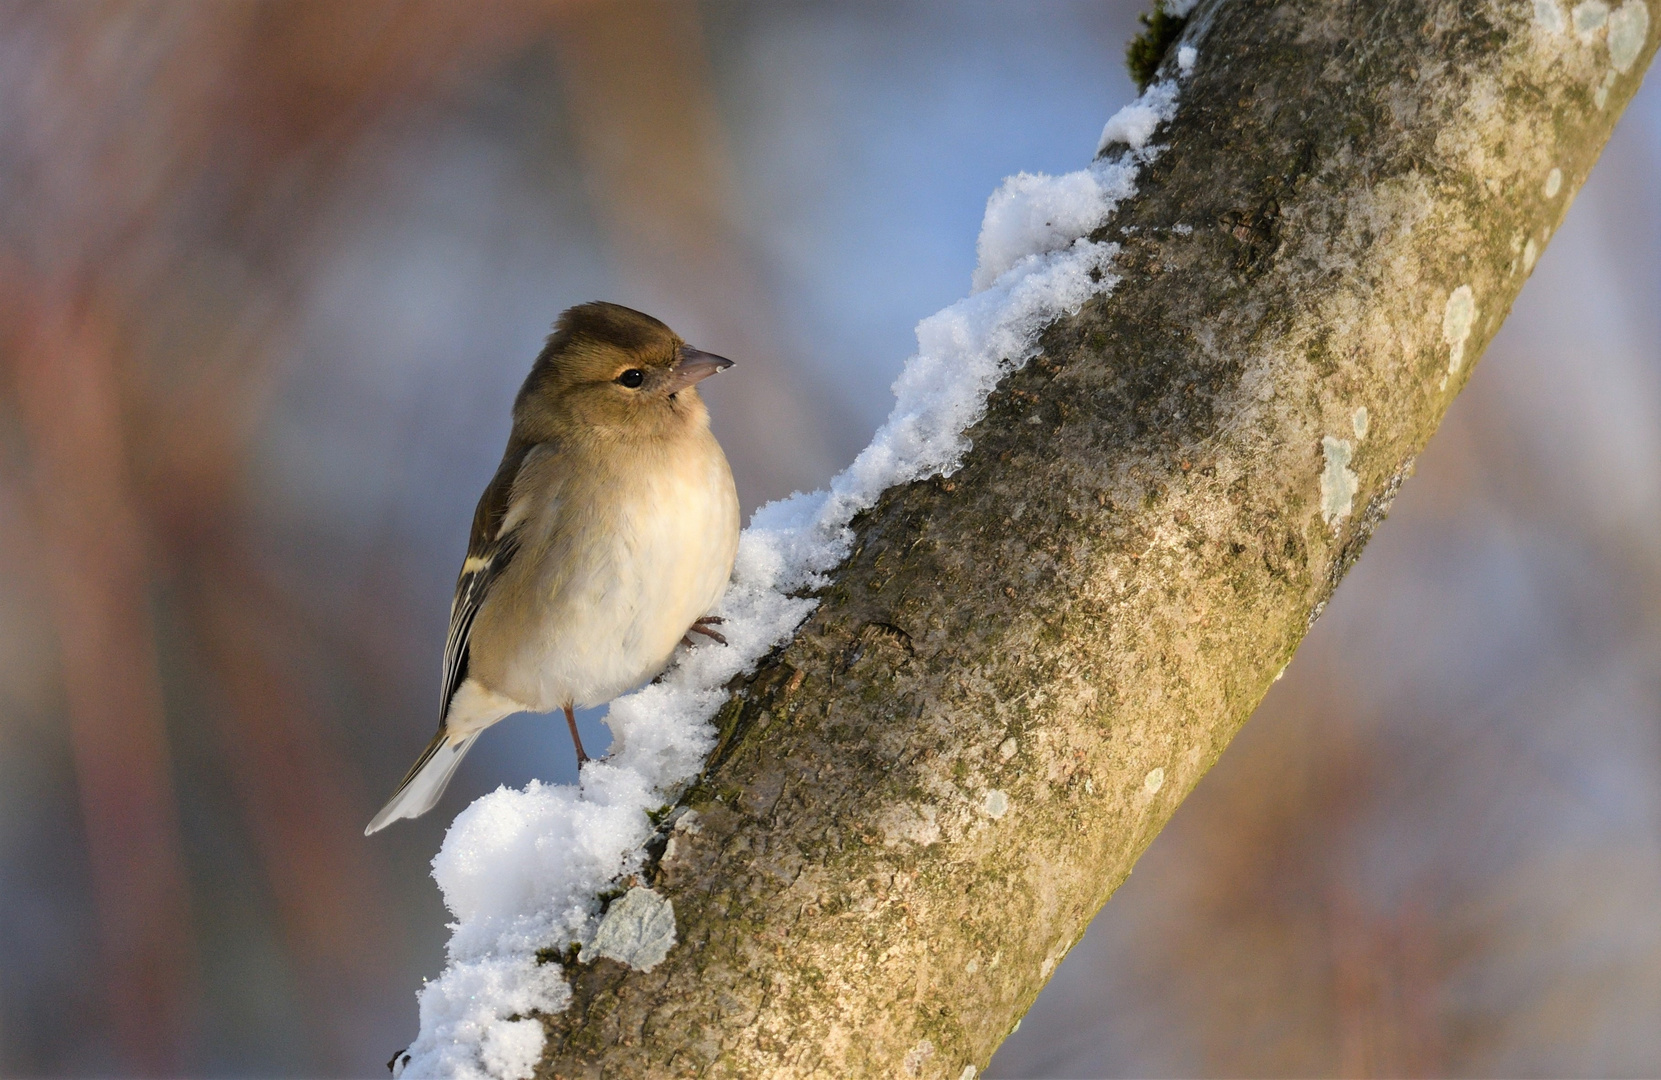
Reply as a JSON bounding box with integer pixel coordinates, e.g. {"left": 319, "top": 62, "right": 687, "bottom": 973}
{"left": 665, "top": 346, "right": 734, "bottom": 395}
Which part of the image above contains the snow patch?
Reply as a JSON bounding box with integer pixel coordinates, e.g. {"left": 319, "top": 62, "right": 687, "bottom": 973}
{"left": 393, "top": 954, "right": 569, "bottom": 1080}
{"left": 1096, "top": 80, "right": 1181, "bottom": 154}
{"left": 1177, "top": 45, "right": 1198, "bottom": 74}
{"left": 1351, "top": 406, "right": 1370, "bottom": 440}
{"left": 396, "top": 76, "right": 1189, "bottom": 1080}
{"left": 1523, "top": 237, "right": 1540, "bottom": 273}
{"left": 579, "top": 886, "right": 676, "bottom": 970}
{"left": 1544, "top": 167, "right": 1563, "bottom": 197}
{"left": 1536, "top": 0, "right": 1567, "bottom": 33}
{"left": 1143, "top": 767, "right": 1166, "bottom": 795}
{"left": 1320, "top": 437, "right": 1358, "bottom": 528}
{"left": 984, "top": 789, "right": 1011, "bottom": 819}
{"left": 972, "top": 167, "right": 1137, "bottom": 292}
{"left": 972, "top": 79, "right": 1183, "bottom": 292}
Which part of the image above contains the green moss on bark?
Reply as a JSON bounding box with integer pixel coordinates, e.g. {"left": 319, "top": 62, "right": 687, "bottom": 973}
{"left": 1126, "top": 4, "right": 1191, "bottom": 91}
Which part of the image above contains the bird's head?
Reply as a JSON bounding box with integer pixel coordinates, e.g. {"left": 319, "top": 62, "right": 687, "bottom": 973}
{"left": 514, "top": 302, "right": 734, "bottom": 442}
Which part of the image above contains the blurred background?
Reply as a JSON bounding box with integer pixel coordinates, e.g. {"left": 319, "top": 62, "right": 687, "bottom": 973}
{"left": 0, "top": 2, "right": 1653, "bottom": 1076}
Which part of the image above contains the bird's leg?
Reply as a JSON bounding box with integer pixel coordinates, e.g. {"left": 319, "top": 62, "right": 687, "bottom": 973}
{"left": 688, "top": 615, "right": 727, "bottom": 645}
{"left": 564, "top": 704, "right": 589, "bottom": 764}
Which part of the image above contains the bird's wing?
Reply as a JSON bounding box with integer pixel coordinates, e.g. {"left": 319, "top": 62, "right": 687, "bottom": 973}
{"left": 438, "top": 439, "right": 550, "bottom": 724}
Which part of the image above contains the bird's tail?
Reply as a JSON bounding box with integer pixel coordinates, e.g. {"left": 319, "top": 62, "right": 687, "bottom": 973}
{"left": 364, "top": 730, "right": 481, "bottom": 835}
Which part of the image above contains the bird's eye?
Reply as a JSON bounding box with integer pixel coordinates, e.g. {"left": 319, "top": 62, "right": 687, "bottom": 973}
{"left": 617, "top": 368, "right": 646, "bottom": 389}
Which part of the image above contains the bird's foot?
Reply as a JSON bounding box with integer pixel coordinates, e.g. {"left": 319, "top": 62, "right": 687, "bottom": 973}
{"left": 688, "top": 615, "right": 727, "bottom": 645}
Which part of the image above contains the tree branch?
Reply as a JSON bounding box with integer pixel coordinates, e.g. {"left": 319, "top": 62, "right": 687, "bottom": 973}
{"left": 534, "top": 0, "right": 1657, "bottom": 1074}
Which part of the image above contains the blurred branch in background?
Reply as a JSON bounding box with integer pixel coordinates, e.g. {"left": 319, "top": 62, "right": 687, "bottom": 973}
{"left": 1330, "top": 889, "right": 1442, "bottom": 1078}
{"left": 0, "top": 1, "right": 561, "bottom": 1071}
{"left": 7, "top": 287, "right": 196, "bottom": 1073}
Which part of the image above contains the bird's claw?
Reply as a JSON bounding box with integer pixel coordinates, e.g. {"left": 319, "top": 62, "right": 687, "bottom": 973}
{"left": 689, "top": 616, "right": 728, "bottom": 645}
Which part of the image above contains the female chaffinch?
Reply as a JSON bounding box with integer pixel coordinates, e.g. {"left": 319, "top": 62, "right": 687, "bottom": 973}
{"left": 367, "top": 302, "right": 738, "bottom": 834}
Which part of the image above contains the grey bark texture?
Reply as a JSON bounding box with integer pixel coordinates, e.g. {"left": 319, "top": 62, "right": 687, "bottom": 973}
{"left": 536, "top": 0, "right": 1657, "bottom": 1075}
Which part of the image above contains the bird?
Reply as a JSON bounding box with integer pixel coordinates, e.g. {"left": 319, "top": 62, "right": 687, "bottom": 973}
{"left": 365, "top": 302, "right": 740, "bottom": 835}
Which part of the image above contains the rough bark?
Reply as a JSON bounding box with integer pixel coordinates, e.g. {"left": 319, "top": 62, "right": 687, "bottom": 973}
{"left": 536, "top": 0, "right": 1656, "bottom": 1075}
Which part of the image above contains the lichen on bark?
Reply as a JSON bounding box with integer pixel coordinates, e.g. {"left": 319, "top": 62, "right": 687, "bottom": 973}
{"left": 530, "top": 0, "right": 1656, "bottom": 1075}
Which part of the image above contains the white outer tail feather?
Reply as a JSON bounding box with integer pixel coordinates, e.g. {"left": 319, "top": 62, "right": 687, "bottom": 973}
{"left": 364, "top": 732, "right": 482, "bottom": 835}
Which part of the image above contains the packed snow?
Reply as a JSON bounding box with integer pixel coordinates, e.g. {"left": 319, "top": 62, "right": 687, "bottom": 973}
{"left": 1096, "top": 79, "right": 1180, "bottom": 154}
{"left": 394, "top": 70, "right": 1191, "bottom": 1080}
